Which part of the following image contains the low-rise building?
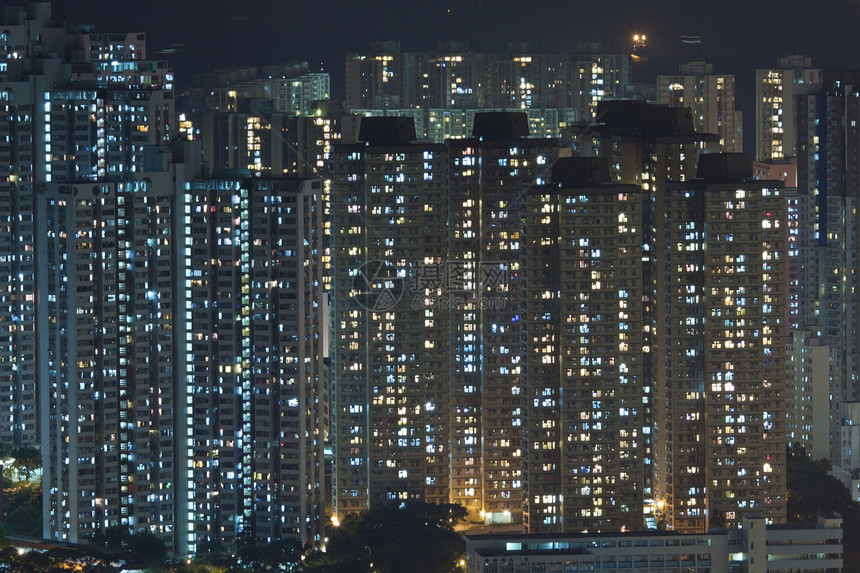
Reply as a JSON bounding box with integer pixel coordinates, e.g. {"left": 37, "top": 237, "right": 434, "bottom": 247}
{"left": 465, "top": 514, "right": 843, "bottom": 573}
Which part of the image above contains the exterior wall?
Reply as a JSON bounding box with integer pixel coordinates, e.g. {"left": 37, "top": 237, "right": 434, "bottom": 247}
{"left": 331, "top": 138, "right": 449, "bottom": 516}
{"left": 752, "top": 160, "right": 797, "bottom": 188}
{"left": 795, "top": 79, "right": 860, "bottom": 483}
{"left": 701, "top": 181, "right": 788, "bottom": 529}
{"left": 0, "top": 81, "right": 40, "bottom": 447}
{"left": 331, "top": 117, "right": 559, "bottom": 525}
{"left": 657, "top": 66, "right": 742, "bottom": 153}
{"left": 655, "top": 177, "right": 788, "bottom": 532}
{"left": 466, "top": 517, "right": 843, "bottom": 573}
{"left": 345, "top": 45, "right": 631, "bottom": 117}
{"left": 40, "top": 171, "right": 183, "bottom": 547}
{"left": 786, "top": 331, "right": 834, "bottom": 460}
{"left": 755, "top": 56, "right": 821, "bottom": 161}
{"left": 465, "top": 532, "right": 730, "bottom": 573}
{"left": 179, "top": 178, "right": 327, "bottom": 552}
{"left": 740, "top": 515, "right": 843, "bottom": 573}
{"left": 523, "top": 181, "right": 647, "bottom": 532}
{"left": 449, "top": 137, "right": 558, "bottom": 526}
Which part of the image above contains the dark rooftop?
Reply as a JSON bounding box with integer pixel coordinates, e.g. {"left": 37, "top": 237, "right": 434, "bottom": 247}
{"left": 358, "top": 116, "right": 416, "bottom": 146}
{"left": 472, "top": 112, "right": 530, "bottom": 140}
{"left": 550, "top": 157, "right": 612, "bottom": 187}
{"left": 696, "top": 152, "right": 753, "bottom": 182}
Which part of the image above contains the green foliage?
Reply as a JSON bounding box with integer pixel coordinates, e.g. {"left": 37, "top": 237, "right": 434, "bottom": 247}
{"left": 0, "top": 544, "right": 119, "bottom": 573}
{"left": 786, "top": 442, "right": 852, "bottom": 522}
{"left": 194, "top": 537, "right": 231, "bottom": 569}
{"left": 7, "top": 446, "right": 40, "bottom": 481}
{"left": 0, "top": 443, "right": 42, "bottom": 483}
{"left": 2, "top": 481, "right": 41, "bottom": 537}
{"left": 787, "top": 442, "right": 860, "bottom": 570}
{"left": 305, "top": 503, "right": 466, "bottom": 573}
{"left": 229, "top": 531, "right": 304, "bottom": 572}
{"left": 127, "top": 531, "right": 168, "bottom": 565}
{"left": 89, "top": 526, "right": 168, "bottom": 567}
{"left": 159, "top": 557, "right": 226, "bottom": 573}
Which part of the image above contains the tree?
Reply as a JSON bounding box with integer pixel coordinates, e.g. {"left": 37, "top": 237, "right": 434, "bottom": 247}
{"left": 787, "top": 443, "right": 860, "bottom": 570}
{"left": 228, "top": 531, "right": 305, "bottom": 572}
{"left": 194, "top": 537, "right": 231, "bottom": 569}
{"left": 2, "top": 481, "right": 42, "bottom": 537}
{"left": 258, "top": 537, "right": 303, "bottom": 571}
{"left": 9, "top": 446, "right": 41, "bottom": 481}
{"left": 0, "top": 546, "right": 120, "bottom": 573}
{"left": 127, "top": 531, "right": 168, "bottom": 565}
{"left": 89, "top": 526, "right": 167, "bottom": 569}
{"left": 403, "top": 502, "right": 468, "bottom": 530}
{"left": 786, "top": 443, "right": 851, "bottom": 522}
{"left": 315, "top": 504, "right": 467, "bottom": 573}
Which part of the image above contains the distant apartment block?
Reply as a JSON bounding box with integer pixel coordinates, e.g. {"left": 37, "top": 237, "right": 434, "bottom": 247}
{"left": 344, "top": 41, "right": 630, "bottom": 120}
{"left": 752, "top": 159, "right": 796, "bottom": 188}
{"left": 755, "top": 55, "right": 821, "bottom": 161}
{"left": 658, "top": 61, "right": 743, "bottom": 152}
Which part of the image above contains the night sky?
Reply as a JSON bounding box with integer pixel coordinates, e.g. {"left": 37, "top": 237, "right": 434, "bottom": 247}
{"left": 36, "top": 0, "right": 860, "bottom": 129}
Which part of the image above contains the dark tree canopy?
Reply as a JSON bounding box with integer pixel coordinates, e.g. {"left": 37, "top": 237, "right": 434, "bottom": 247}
{"left": 787, "top": 443, "right": 860, "bottom": 569}
{"left": 787, "top": 442, "right": 852, "bottom": 522}
{"left": 304, "top": 503, "right": 466, "bottom": 573}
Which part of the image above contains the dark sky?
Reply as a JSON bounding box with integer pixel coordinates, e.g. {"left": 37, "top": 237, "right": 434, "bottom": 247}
{"left": 21, "top": 0, "right": 860, "bottom": 128}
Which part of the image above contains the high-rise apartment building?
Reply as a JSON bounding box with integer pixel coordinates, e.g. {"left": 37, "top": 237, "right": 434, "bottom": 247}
{"left": 0, "top": 1, "right": 67, "bottom": 447}
{"left": 17, "top": 6, "right": 180, "bottom": 546}
{"left": 657, "top": 62, "right": 743, "bottom": 153}
{"left": 792, "top": 72, "right": 860, "bottom": 483}
{"left": 345, "top": 42, "right": 427, "bottom": 110}
{"left": 331, "top": 113, "right": 559, "bottom": 525}
{"left": 755, "top": 55, "right": 821, "bottom": 161}
{"left": 569, "top": 101, "right": 717, "bottom": 190}
{"left": 654, "top": 154, "right": 787, "bottom": 532}
{"left": 426, "top": 44, "right": 490, "bottom": 109}
{"left": 39, "top": 172, "right": 328, "bottom": 553}
{"left": 331, "top": 117, "right": 449, "bottom": 515}
{"left": 522, "top": 158, "right": 646, "bottom": 532}
{"left": 447, "top": 114, "right": 558, "bottom": 524}
{"left": 39, "top": 168, "right": 184, "bottom": 547}
{"left": 486, "top": 45, "right": 553, "bottom": 110}
{"left": 345, "top": 43, "right": 631, "bottom": 118}
{"left": 193, "top": 64, "right": 329, "bottom": 116}
{"left": 571, "top": 103, "right": 787, "bottom": 532}
{"left": 1, "top": 2, "right": 329, "bottom": 554}
{"left": 786, "top": 330, "right": 831, "bottom": 460}
{"left": 179, "top": 177, "right": 328, "bottom": 553}
{"left": 201, "top": 104, "right": 358, "bottom": 178}
{"left": 570, "top": 103, "right": 715, "bottom": 431}
{"left": 555, "top": 44, "right": 631, "bottom": 120}
{"left": 0, "top": 2, "right": 174, "bottom": 449}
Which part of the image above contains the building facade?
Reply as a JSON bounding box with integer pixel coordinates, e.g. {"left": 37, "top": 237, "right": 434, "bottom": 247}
{"left": 792, "top": 72, "right": 860, "bottom": 484}
{"left": 657, "top": 61, "right": 743, "bottom": 153}
{"left": 1, "top": 3, "right": 329, "bottom": 554}
{"left": 522, "top": 158, "right": 647, "bottom": 532}
{"left": 464, "top": 514, "right": 843, "bottom": 573}
{"left": 179, "top": 177, "right": 328, "bottom": 552}
{"left": 331, "top": 113, "right": 559, "bottom": 526}
{"left": 654, "top": 155, "right": 788, "bottom": 532}
{"left": 345, "top": 42, "right": 631, "bottom": 119}
{"left": 755, "top": 55, "right": 821, "bottom": 161}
